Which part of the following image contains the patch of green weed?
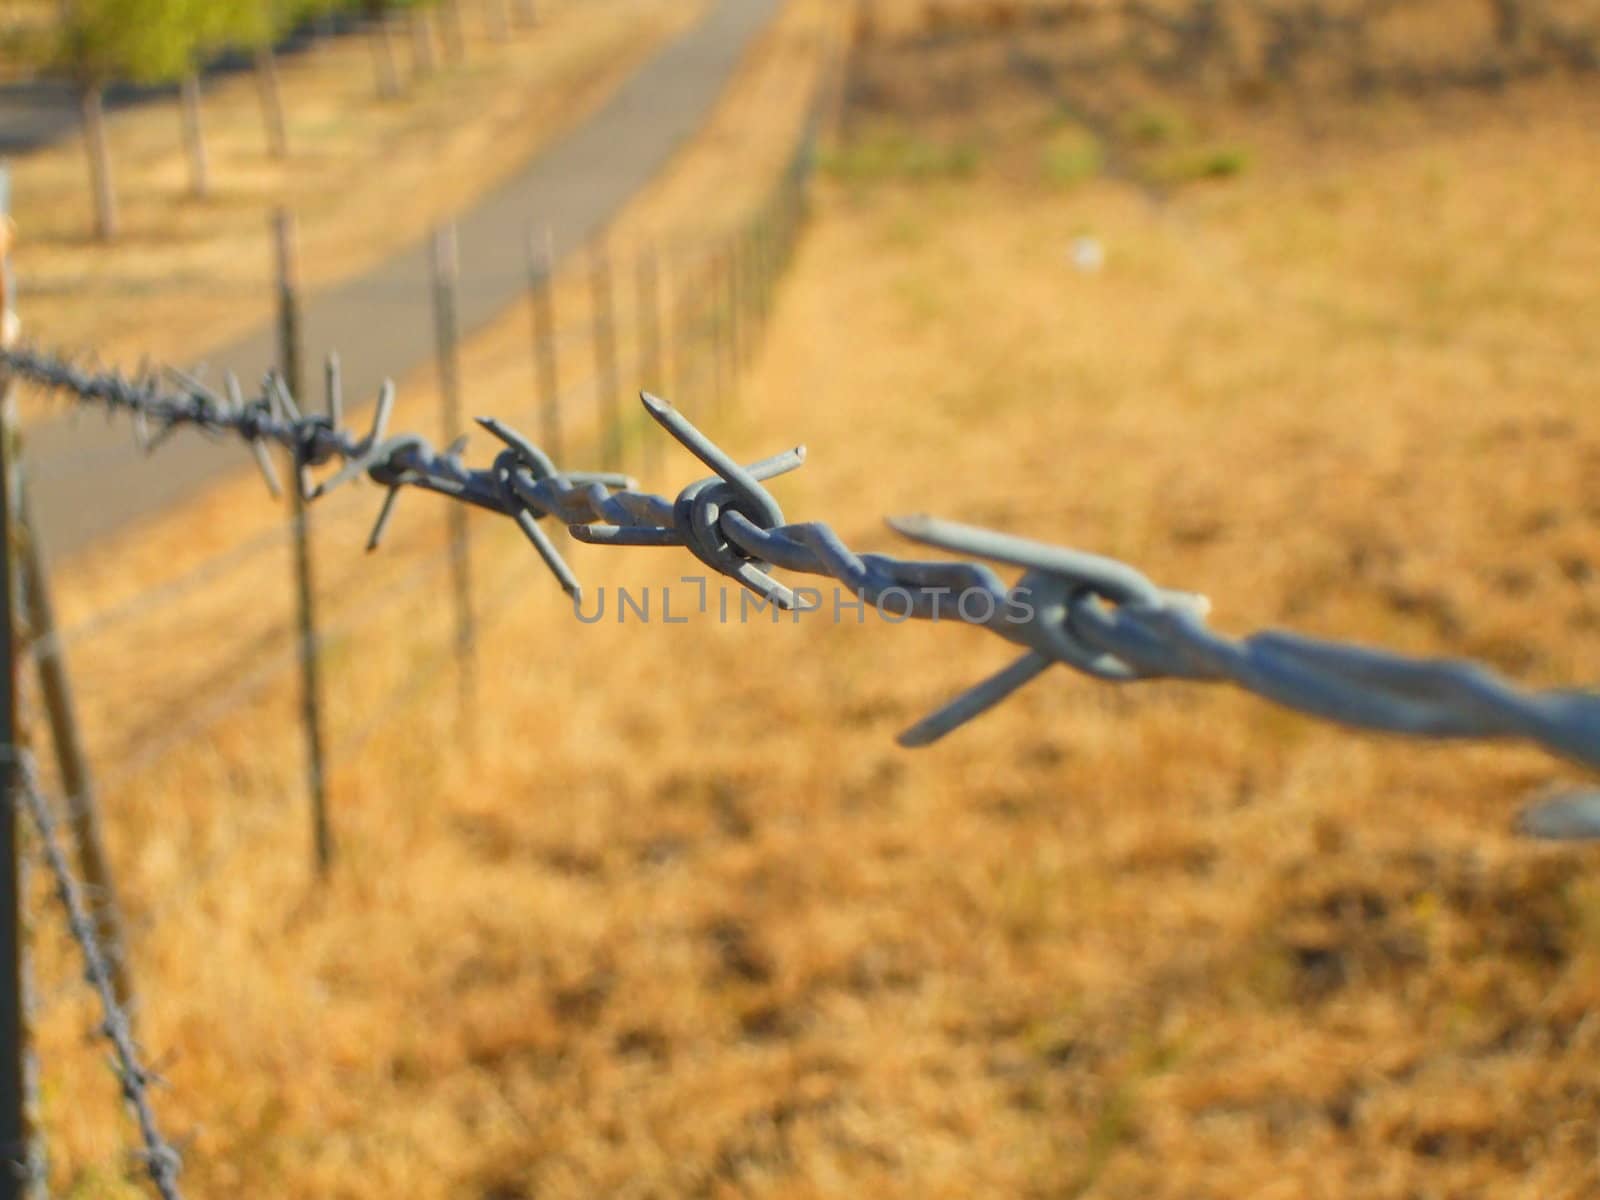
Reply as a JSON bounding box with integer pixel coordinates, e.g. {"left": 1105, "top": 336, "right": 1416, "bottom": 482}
{"left": 1122, "top": 103, "right": 1189, "bottom": 146}
{"left": 1158, "top": 143, "right": 1252, "bottom": 184}
{"left": 1041, "top": 129, "right": 1103, "bottom": 187}
{"left": 820, "top": 127, "right": 981, "bottom": 184}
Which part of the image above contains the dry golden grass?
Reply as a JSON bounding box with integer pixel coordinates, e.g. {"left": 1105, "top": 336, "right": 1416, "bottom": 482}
{"left": 4, "top": 0, "right": 704, "bottom": 387}
{"left": 19, "top": 7, "right": 1600, "bottom": 1198}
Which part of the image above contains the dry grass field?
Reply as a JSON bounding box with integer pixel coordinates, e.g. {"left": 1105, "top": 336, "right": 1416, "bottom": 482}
{"left": 15, "top": 1, "right": 1600, "bottom": 1197}
{"left": 3, "top": 0, "right": 703, "bottom": 384}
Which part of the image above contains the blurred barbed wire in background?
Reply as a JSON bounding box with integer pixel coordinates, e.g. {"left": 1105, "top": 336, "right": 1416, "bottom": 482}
{"left": 9, "top": 753, "right": 184, "bottom": 1200}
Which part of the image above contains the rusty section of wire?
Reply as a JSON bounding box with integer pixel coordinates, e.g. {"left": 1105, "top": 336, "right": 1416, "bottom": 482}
{"left": 9, "top": 753, "right": 183, "bottom": 1200}
{"left": 3, "top": 347, "right": 1597, "bottom": 786}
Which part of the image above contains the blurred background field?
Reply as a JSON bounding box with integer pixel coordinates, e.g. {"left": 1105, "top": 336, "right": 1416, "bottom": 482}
{"left": 7, "top": 0, "right": 1600, "bottom": 1197}
{"left": 3, "top": 0, "right": 704, "bottom": 393}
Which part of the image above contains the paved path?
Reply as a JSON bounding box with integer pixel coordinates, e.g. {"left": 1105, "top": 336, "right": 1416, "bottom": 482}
{"left": 25, "top": 0, "right": 784, "bottom": 556}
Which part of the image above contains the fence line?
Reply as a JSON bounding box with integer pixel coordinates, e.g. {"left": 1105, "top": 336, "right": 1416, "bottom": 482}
{"left": 325, "top": 539, "right": 533, "bottom": 767}
{"left": 589, "top": 242, "right": 623, "bottom": 472}
{"left": 2, "top": 29, "right": 1598, "bottom": 1196}
{"left": 0, "top": 26, "right": 846, "bottom": 1193}
{"left": 19, "top": 214, "right": 735, "bottom": 815}
{"left": 9, "top": 756, "right": 182, "bottom": 1200}
{"left": 15, "top": 490, "right": 131, "bottom": 1014}
{"left": 0, "top": 162, "right": 38, "bottom": 1200}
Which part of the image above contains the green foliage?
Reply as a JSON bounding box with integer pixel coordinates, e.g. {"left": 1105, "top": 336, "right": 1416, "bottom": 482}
{"left": 820, "top": 127, "right": 980, "bottom": 184}
{"left": 1121, "top": 103, "right": 1189, "bottom": 146}
{"left": 202, "top": 0, "right": 279, "bottom": 52}
{"left": 1040, "top": 128, "right": 1102, "bottom": 187}
{"left": 49, "top": 0, "right": 381, "bottom": 78}
{"left": 355, "top": 0, "right": 440, "bottom": 15}
{"left": 22, "top": 0, "right": 437, "bottom": 82}
{"left": 1157, "top": 142, "right": 1252, "bottom": 183}
{"left": 205, "top": 0, "right": 345, "bottom": 53}
{"left": 58, "top": 0, "right": 201, "bottom": 83}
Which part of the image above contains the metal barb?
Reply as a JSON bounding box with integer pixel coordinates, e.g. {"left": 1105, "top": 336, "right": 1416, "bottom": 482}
{"left": 365, "top": 486, "right": 403, "bottom": 553}
{"left": 325, "top": 354, "right": 343, "bottom": 428}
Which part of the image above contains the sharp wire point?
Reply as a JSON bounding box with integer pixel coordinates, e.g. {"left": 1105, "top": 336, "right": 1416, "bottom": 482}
{"left": 272, "top": 374, "right": 302, "bottom": 422}
{"left": 251, "top": 439, "right": 283, "bottom": 499}
{"left": 886, "top": 513, "right": 935, "bottom": 539}
{"left": 325, "top": 353, "right": 343, "bottom": 426}
{"left": 163, "top": 363, "right": 222, "bottom": 404}
{"left": 370, "top": 380, "right": 396, "bottom": 446}
{"left": 366, "top": 486, "right": 402, "bottom": 552}
{"left": 144, "top": 420, "right": 182, "bottom": 456}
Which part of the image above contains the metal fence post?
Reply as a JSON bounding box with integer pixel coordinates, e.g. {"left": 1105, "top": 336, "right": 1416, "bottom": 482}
{"left": 431, "top": 225, "right": 477, "bottom": 737}
{"left": 634, "top": 245, "right": 662, "bottom": 476}
{"left": 526, "top": 225, "right": 562, "bottom": 463}
{"left": 738, "top": 224, "right": 757, "bottom": 368}
{"left": 754, "top": 207, "right": 774, "bottom": 337}
{"left": 274, "top": 210, "right": 334, "bottom": 876}
{"left": 589, "top": 241, "right": 622, "bottom": 471}
{"left": 670, "top": 249, "right": 695, "bottom": 414}
{"left": 710, "top": 249, "right": 727, "bottom": 416}
{"left": 17, "top": 491, "right": 131, "bottom": 1010}
{"left": 0, "top": 161, "right": 41, "bottom": 1200}
{"left": 725, "top": 238, "right": 743, "bottom": 398}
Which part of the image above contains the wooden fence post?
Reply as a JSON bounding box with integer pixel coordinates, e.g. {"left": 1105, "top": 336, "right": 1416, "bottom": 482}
{"left": 17, "top": 492, "right": 131, "bottom": 1011}
{"left": 526, "top": 225, "right": 562, "bottom": 463}
{"left": 274, "top": 210, "right": 334, "bottom": 876}
{"left": 369, "top": 14, "right": 404, "bottom": 100}
{"left": 0, "top": 160, "right": 42, "bottom": 1200}
{"left": 431, "top": 226, "right": 477, "bottom": 738}
{"left": 409, "top": 7, "right": 438, "bottom": 79}
{"left": 254, "top": 48, "right": 289, "bottom": 159}
{"left": 179, "top": 74, "right": 209, "bottom": 199}
{"left": 589, "top": 242, "right": 622, "bottom": 471}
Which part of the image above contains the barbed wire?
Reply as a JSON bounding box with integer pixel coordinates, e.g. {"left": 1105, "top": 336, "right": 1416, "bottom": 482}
{"left": 2, "top": 345, "right": 1596, "bottom": 786}
{"left": 8, "top": 753, "right": 184, "bottom": 1200}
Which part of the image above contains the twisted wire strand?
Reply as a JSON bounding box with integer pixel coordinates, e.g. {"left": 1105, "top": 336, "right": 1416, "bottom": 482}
{"left": 2, "top": 347, "right": 1595, "bottom": 786}
{"left": 9, "top": 754, "right": 184, "bottom": 1200}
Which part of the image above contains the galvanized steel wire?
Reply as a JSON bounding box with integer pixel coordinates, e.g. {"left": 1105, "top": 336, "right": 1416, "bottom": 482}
{"left": 3, "top": 345, "right": 1596, "bottom": 782}
{"left": 8, "top": 753, "right": 184, "bottom": 1200}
